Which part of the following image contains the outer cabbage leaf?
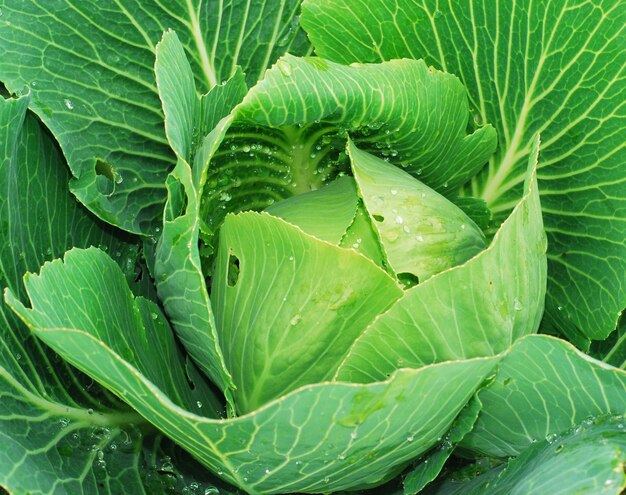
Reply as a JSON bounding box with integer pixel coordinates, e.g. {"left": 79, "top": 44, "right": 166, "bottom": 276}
{"left": 212, "top": 211, "right": 403, "bottom": 413}
{"left": 5, "top": 246, "right": 499, "bottom": 494}
{"left": 0, "top": 94, "right": 175, "bottom": 494}
{"left": 301, "top": 0, "right": 626, "bottom": 342}
{"left": 0, "top": 0, "right": 310, "bottom": 233}
{"left": 432, "top": 414, "right": 626, "bottom": 495}
{"left": 337, "top": 138, "right": 546, "bottom": 382}
{"left": 461, "top": 335, "right": 626, "bottom": 457}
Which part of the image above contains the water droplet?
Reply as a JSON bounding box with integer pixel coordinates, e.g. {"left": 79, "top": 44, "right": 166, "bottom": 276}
{"left": 242, "top": 145, "right": 251, "bottom": 153}
{"left": 87, "top": 408, "right": 94, "bottom": 415}
{"left": 514, "top": 298, "right": 523, "bottom": 311}
{"left": 277, "top": 59, "right": 292, "bottom": 77}
{"left": 323, "top": 477, "right": 330, "bottom": 483}
{"left": 406, "top": 435, "right": 414, "bottom": 442}
{"left": 151, "top": 312, "right": 158, "bottom": 320}
{"left": 59, "top": 418, "right": 70, "bottom": 428}
{"left": 545, "top": 432, "right": 557, "bottom": 443}
{"left": 204, "top": 489, "right": 219, "bottom": 495}
{"left": 390, "top": 188, "right": 398, "bottom": 195}
{"left": 395, "top": 216, "right": 403, "bottom": 225}
{"left": 295, "top": 460, "right": 302, "bottom": 466}
{"left": 290, "top": 314, "right": 302, "bottom": 326}
{"left": 350, "top": 431, "right": 358, "bottom": 440}
{"left": 557, "top": 306, "right": 563, "bottom": 311}
{"left": 403, "top": 225, "right": 410, "bottom": 234}
{"left": 288, "top": 255, "right": 294, "bottom": 261}
{"left": 219, "top": 192, "right": 232, "bottom": 202}
{"left": 443, "top": 181, "right": 449, "bottom": 188}
{"left": 338, "top": 454, "right": 345, "bottom": 460}
{"left": 64, "top": 99, "right": 74, "bottom": 110}
{"left": 264, "top": 468, "right": 271, "bottom": 475}
{"left": 15, "top": 353, "right": 21, "bottom": 361}
{"left": 460, "top": 224, "right": 466, "bottom": 230}
{"left": 415, "top": 235, "right": 424, "bottom": 242}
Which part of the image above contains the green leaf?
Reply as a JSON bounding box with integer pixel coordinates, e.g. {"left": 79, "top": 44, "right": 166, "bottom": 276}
{"left": 403, "top": 399, "right": 482, "bottom": 495}
{"left": 7, "top": 248, "right": 223, "bottom": 418}
{"left": 0, "top": 94, "right": 164, "bottom": 494}
{"left": 199, "top": 54, "right": 496, "bottom": 255}
{"left": 337, "top": 139, "right": 546, "bottom": 382}
{"left": 154, "top": 33, "right": 248, "bottom": 411}
{"left": 265, "top": 176, "right": 359, "bottom": 244}
{"left": 301, "top": 0, "right": 626, "bottom": 340}
{"left": 0, "top": 1, "right": 310, "bottom": 233}
{"left": 348, "top": 141, "right": 486, "bottom": 282}
{"left": 5, "top": 250, "right": 499, "bottom": 492}
{"left": 461, "top": 334, "right": 626, "bottom": 458}
{"left": 432, "top": 414, "right": 626, "bottom": 495}
{"left": 212, "top": 211, "right": 403, "bottom": 413}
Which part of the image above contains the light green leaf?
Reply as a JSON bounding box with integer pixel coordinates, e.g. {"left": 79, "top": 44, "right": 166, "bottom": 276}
{"left": 5, "top": 250, "right": 499, "bottom": 492}
{"left": 301, "top": 0, "right": 626, "bottom": 340}
{"left": 212, "top": 211, "right": 403, "bottom": 413}
{"left": 265, "top": 176, "right": 359, "bottom": 243}
{"left": 337, "top": 139, "right": 546, "bottom": 382}
{"left": 154, "top": 34, "right": 247, "bottom": 410}
{"left": 339, "top": 202, "right": 386, "bottom": 269}
{"left": 433, "top": 414, "right": 626, "bottom": 495}
{"left": 0, "top": 1, "right": 310, "bottom": 233}
{"left": 349, "top": 141, "right": 486, "bottom": 282}
{"left": 461, "top": 335, "right": 626, "bottom": 458}
{"left": 0, "top": 94, "right": 166, "bottom": 494}
{"left": 200, "top": 53, "right": 496, "bottom": 254}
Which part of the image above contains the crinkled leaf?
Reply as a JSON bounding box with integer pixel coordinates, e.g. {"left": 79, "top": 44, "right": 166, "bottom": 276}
{"left": 0, "top": 94, "right": 168, "bottom": 494}
{"left": 6, "top": 248, "right": 223, "bottom": 417}
{"left": 265, "top": 176, "right": 358, "bottom": 243}
{"left": 349, "top": 141, "right": 486, "bottom": 282}
{"left": 301, "top": 0, "right": 626, "bottom": 340}
{"left": 0, "top": 1, "right": 310, "bottom": 233}
{"left": 433, "top": 415, "right": 626, "bottom": 495}
{"left": 200, "top": 54, "right": 497, "bottom": 243}
{"left": 461, "top": 335, "right": 626, "bottom": 457}
{"left": 337, "top": 139, "right": 546, "bottom": 382}
{"left": 212, "top": 211, "right": 403, "bottom": 413}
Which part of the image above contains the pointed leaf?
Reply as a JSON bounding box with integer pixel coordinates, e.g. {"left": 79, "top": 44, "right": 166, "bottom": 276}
{"left": 349, "top": 141, "right": 486, "bottom": 281}
{"left": 212, "top": 211, "right": 403, "bottom": 413}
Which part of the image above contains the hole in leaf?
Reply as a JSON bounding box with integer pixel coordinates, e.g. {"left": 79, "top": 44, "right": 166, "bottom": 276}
{"left": 397, "top": 272, "right": 419, "bottom": 289}
{"left": 95, "top": 159, "right": 115, "bottom": 182}
{"left": 227, "top": 254, "right": 240, "bottom": 287}
{"left": 373, "top": 214, "right": 384, "bottom": 222}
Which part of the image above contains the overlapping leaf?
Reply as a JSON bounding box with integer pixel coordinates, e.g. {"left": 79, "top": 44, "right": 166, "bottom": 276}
{"left": 0, "top": 0, "right": 310, "bottom": 233}
{"left": 461, "top": 335, "right": 626, "bottom": 457}
{"left": 6, "top": 245, "right": 500, "bottom": 494}
{"left": 337, "top": 139, "right": 546, "bottom": 382}
{"left": 432, "top": 414, "right": 626, "bottom": 495}
{"left": 212, "top": 211, "right": 403, "bottom": 413}
{"left": 301, "top": 0, "right": 626, "bottom": 342}
{"left": 200, "top": 54, "right": 496, "bottom": 241}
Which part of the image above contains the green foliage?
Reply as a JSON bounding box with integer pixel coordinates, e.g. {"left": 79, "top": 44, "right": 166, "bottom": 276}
{"left": 0, "top": 1, "right": 624, "bottom": 494}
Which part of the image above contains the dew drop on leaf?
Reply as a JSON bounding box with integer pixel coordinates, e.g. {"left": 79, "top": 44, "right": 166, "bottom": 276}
{"left": 64, "top": 99, "right": 74, "bottom": 110}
